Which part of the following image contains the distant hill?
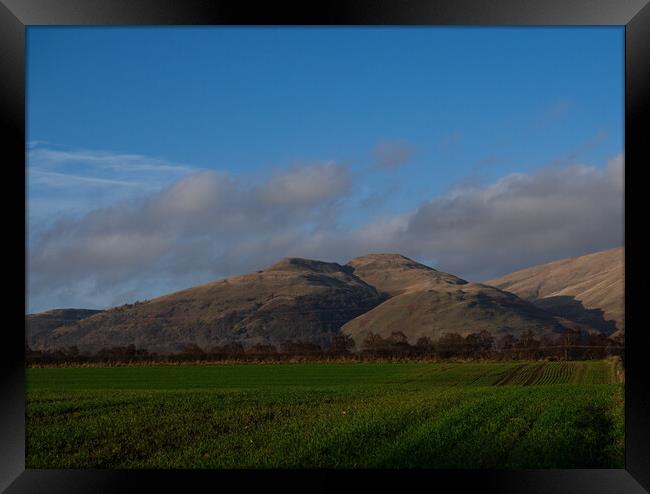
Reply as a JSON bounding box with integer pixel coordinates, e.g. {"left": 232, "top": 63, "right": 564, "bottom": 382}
{"left": 29, "top": 258, "right": 385, "bottom": 354}
{"left": 487, "top": 247, "right": 624, "bottom": 335}
{"left": 342, "top": 254, "right": 569, "bottom": 345}
{"left": 26, "top": 309, "right": 103, "bottom": 348}
{"left": 28, "top": 249, "right": 623, "bottom": 354}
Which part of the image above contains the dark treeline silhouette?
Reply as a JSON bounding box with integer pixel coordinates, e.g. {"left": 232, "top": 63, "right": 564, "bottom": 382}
{"left": 26, "top": 329, "right": 623, "bottom": 366}
{"left": 25, "top": 335, "right": 359, "bottom": 366}
{"left": 359, "top": 329, "right": 624, "bottom": 362}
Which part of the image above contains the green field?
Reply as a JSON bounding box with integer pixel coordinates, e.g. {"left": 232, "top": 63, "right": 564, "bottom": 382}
{"left": 26, "top": 360, "right": 624, "bottom": 469}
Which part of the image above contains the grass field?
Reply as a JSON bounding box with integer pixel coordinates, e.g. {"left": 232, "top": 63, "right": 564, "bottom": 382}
{"left": 26, "top": 360, "right": 624, "bottom": 469}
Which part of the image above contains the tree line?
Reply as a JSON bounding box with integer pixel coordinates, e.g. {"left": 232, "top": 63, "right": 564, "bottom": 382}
{"left": 358, "top": 328, "right": 624, "bottom": 361}
{"left": 25, "top": 327, "right": 623, "bottom": 365}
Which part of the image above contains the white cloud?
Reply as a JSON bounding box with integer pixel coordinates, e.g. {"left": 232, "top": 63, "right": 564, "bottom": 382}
{"left": 260, "top": 162, "right": 351, "bottom": 206}
{"left": 402, "top": 154, "right": 624, "bottom": 279}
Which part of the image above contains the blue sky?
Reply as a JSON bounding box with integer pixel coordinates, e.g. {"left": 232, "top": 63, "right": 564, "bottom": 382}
{"left": 27, "top": 27, "right": 624, "bottom": 312}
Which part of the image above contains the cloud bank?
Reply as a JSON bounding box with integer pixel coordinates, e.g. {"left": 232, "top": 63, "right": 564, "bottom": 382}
{"left": 28, "top": 154, "right": 624, "bottom": 312}
{"left": 401, "top": 154, "right": 624, "bottom": 280}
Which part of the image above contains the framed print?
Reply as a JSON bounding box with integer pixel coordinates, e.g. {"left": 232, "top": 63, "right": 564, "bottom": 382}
{"left": 1, "top": 0, "right": 649, "bottom": 492}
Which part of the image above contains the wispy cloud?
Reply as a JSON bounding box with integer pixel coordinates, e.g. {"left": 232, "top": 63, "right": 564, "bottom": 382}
{"left": 476, "top": 155, "right": 511, "bottom": 167}
{"left": 26, "top": 140, "right": 51, "bottom": 149}
{"left": 372, "top": 139, "right": 415, "bottom": 170}
{"left": 27, "top": 144, "right": 200, "bottom": 228}
{"left": 550, "top": 129, "right": 608, "bottom": 166}
{"left": 30, "top": 170, "right": 157, "bottom": 190}
{"left": 28, "top": 146, "right": 194, "bottom": 174}
{"left": 530, "top": 99, "right": 573, "bottom": 131}
{"left": 438, "top": 131, "right": 462, "bottom": 150}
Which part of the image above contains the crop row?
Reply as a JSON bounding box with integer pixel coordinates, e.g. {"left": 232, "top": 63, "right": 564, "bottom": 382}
{"left": 26, "top": 383, "right": 623, "bottom": 468}
{"left": 26, "top": 360, "right": 623, "bottom": 469}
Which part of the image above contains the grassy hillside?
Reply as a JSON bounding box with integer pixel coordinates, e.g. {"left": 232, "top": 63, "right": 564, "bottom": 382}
{"left": 27, "top": 361, "right": 623, "bottom": 469}
{"left": 347, "top": 253, "right": 467, "bottom": 296}
{"left": 342, "top": 284, "right": 571, "bottom": 344}
{"left": 343, "top": 255, "right": 570, "bottom": 344}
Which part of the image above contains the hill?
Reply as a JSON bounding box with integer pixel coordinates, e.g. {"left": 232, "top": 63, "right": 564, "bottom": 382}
{"left": 342, "top": 254, "right": 568, "bottom": 345}
{"left": 30, "top": 250, "right": 622, "bottom": 354}
{"left": 487, "top": 247, "right": 624, "bottom": 335}
{"left": 346, "top": 253, "right": 467, "bottom": 296}
{"left": 30, "top": 258, "right": 385, "bottom": 354}
{"left": 26, "top": 309, "right": 103, "bottom": 348}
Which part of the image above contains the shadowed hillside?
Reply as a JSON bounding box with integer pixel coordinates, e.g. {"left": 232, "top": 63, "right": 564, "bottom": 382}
{"left": 30, "top": 258, "right": 385, "bottom": 354}
{"left": 26, "top": 309, "right": 103, "bottom": 348}
{"left": 487, "top": 247, "right": 624, "bottom": 335}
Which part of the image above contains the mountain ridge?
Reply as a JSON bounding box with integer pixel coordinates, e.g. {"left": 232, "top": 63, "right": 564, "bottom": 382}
{"left": 346, "top": 253, "right": 467, "bottom": 297}
{"left": 487, "top": 247, "right": 624, "bottom": 335}
{"left": 30, "top": 257, "right": 385, "bottom": 353}
{"left": 28, "top": 249, "right": 623, "bottom": 353}
{"left": 341, "top": 256, "right": 569, "bottom": 345}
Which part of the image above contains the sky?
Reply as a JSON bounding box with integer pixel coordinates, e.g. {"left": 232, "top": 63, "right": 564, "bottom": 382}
{"left": 26, "top": 26, "right": 624, "bottom": 313}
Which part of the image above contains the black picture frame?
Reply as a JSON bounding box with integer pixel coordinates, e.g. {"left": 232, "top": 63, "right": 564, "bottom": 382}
{"left": 1, "top": 0, "right": 648, "bottom": 492}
